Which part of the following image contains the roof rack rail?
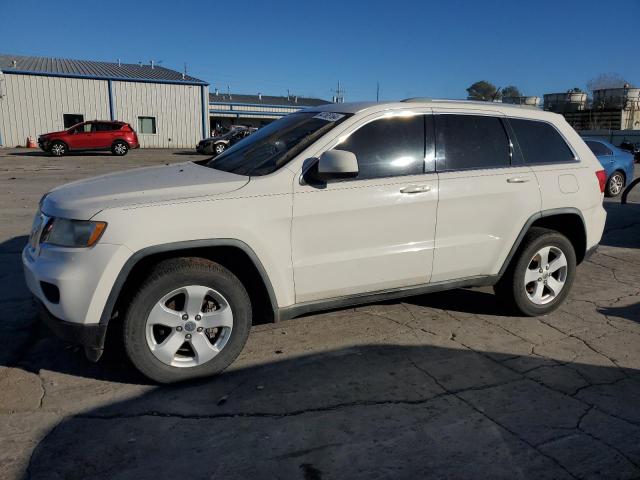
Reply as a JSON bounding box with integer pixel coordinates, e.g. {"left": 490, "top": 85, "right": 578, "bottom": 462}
{"left": 400, "top": 97, "right": 540, "bottom": 109}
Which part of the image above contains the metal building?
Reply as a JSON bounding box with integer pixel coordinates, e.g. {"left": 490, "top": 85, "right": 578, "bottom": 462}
{"left": 208, "top": 91, "right": 329, "bottom": 134}
{"left": 0, "top": 54, "right": 209, "bottom": 148}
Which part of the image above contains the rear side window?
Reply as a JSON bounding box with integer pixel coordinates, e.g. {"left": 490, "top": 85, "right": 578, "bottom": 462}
{"left": 95, "top": 122, "right": 117, "bottom": 132}
{"left": 585, "top": 140, "right": 612, "bottom": 156}
{"left": 510, "top": 119, "right": 575, "bottom": 164}
{"left": 436, "top": 115, "right": 510, "bottom": 170}
{"left": 336, "top": 115, "right": 425, "bottom": 180}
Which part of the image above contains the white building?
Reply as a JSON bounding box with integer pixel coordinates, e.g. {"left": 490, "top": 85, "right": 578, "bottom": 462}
{"left": 209, "top": 92, "right": 329, "bottom": 133}
{"left": 0, "top": 54, "right": 209, "bottom": 148}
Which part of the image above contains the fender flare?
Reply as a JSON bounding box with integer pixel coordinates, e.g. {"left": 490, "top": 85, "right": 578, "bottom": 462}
{"left": 498, "top": 207, "right": 587, "bottom": 277}
{"left": 99, "top": 239, "right": 280, "bottom": 326}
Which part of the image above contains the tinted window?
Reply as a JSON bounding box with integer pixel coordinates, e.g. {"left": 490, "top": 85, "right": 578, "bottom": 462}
{"left": 585, "top": 140, "right": 612, "bottom": 156}
{"left": 436, "top": 115, "right": 510, "bottom": 170}
{"left": 510, "top": 119, "right": 575, "bottom": 164}
{"left": 335, "top": 115, "right": 425, "bottom": 179}
{"left": 95, "top": 122, "right": 116, "bottom": 132}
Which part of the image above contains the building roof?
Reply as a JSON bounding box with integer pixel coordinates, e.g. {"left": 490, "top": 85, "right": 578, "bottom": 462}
{"left": 0, "top": 53, "right": 207, "bottom": 85}
{"left": 209, "top": 92, "right": 329, "bottom": 107}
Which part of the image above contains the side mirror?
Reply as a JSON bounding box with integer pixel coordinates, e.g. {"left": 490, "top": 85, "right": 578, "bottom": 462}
{"left": 317, "top": 149, "right": 359, "bottom": 178}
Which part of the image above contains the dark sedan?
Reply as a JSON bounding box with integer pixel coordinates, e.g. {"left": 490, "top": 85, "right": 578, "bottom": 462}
{"left": 196, "top": 127, "right": 256, "bottom": 156}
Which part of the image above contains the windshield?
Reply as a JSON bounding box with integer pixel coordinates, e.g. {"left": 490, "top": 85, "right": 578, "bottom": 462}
{"left": 205, "top": 112, "right": 350, "bottom": 176}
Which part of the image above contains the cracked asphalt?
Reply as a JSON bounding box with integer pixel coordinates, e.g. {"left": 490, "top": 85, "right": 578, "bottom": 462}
{"left": 1, "top": 147, "right": 639, "bottom": 480}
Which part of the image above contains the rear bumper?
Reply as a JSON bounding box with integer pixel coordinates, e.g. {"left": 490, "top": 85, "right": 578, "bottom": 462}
{"left": 39, "top": 302, "right": 107, "bottom": 349}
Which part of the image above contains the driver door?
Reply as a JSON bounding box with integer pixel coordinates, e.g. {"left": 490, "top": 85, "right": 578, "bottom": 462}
{"left": 67, "top": 122, "right": 95, "bottom": 150}
{"left": 291, "top": 112, "right": 439, "bottom": 303}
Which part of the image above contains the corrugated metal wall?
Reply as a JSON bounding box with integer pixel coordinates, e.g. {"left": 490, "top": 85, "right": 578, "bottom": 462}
{"left": 112, "top": 81, "right": 204, "bottom": 148}
{"left": 0, "top": 74, "right": 207, "bottom": 148}
{"left": 0, "top": 74, "right": 109, "bottom": 146}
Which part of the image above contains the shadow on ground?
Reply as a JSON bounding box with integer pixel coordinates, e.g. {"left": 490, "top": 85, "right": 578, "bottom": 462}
{"left": 23, "top": 343, "right": 640, "bottom": 479}
{"left": 602, "top": 201, "right": 640, "bottom": 249}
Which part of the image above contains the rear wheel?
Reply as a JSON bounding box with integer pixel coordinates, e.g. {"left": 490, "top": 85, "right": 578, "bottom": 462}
{"left": 112, "top": 141, "right": 129, "bottom": 156}
{"left": 123, "top": 258, "right": 252, "bottom": 383}
{"left": 605, "top": 171, "right": 625, "bottom": 197}
{"left": 214, "top": 143, "right": 225, "bottom": 155}
{"left": 494, "top": 227, "right": 576, "bottom": 316}
{"left": 50, "top": 141, "right": 66, "bottom": 157}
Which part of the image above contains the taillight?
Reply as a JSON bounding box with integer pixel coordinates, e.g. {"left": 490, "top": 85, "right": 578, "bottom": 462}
{"left": 595, "top": 170, "right": 606, "bottom": 193}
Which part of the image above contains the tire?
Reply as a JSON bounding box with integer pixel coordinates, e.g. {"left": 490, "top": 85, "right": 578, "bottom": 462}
{"left": 494, "top": 227, "right": 576, "bottom": 316}
{"left": 50, "top": 141, "right": 67, "bottom": 157}
{"left": 123, "top": 257, "right": 252, "bottom": 383}
{"left": 214, "top": 143, "right": 225, "bottom": 156}
{"left": 605, "top": 171, "right": 625, "bottom": 197}
{"left": 112, "top": 141, "right": 129, "bottom": 156}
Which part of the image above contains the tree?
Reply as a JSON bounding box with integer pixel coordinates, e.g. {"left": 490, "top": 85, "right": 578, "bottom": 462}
{"left": 466, "top": 81, "right": 500, "bottom": 101}
{"left": 587, "top": 73, "right": 632, "bottom": 92}
{"left": 501, "top": 85, "right": 522, "bottom": 98}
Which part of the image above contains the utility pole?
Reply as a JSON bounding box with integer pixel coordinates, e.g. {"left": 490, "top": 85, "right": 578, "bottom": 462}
{"left": 332, "top": 81, "right": 345, "bottom": 103}
{"left": 376, "top": 81, "right": 380, "bottom": 102}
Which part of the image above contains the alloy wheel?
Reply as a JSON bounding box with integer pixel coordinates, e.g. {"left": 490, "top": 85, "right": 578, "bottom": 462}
{"left": 145, "top": 285, "right": 234, "bottom": 367}
{"left": 609, "top": 173, "right": 624, "bottom": 196}
{"left": 114, "top": 143, "right": 127, "bottom": 155}
{"left": 51, "top": 143, "right": 65, "bottom": 156}
{"left": 523, "top": 246, "right": 568, "bottom": 305}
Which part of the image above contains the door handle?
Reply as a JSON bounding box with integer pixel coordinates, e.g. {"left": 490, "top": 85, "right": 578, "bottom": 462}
{"left": 400, "top": 185, "right": 431, "bottom": 194}
{"left": 506, "top": 177, "right": 530, "bottom": 184}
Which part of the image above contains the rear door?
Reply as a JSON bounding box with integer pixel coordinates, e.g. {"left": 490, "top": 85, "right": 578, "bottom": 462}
{"left": 94, "top": 122, "right": 117, "bottom": 148}
{"left": 431, "top": 111, "right": 541, "bottom": 282}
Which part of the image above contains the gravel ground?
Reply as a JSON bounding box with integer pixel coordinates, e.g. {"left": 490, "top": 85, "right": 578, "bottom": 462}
{"left": 1, "top": 147, "right": 639, "bottom": 480}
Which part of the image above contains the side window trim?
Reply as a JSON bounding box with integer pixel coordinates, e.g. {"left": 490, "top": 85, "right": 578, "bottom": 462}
{"left": 434, "top": 112, "right": 514, "bottom": 173}
{"left": 505, "top": 116, "right": 580, "bottom": 165}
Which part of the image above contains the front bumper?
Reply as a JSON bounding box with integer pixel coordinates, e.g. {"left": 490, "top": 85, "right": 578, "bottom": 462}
{"left": 39, "top": 302, "right": 107, "bottom": 349}
{"left": 22, "top": 242, "right": 133, "bottom": 326}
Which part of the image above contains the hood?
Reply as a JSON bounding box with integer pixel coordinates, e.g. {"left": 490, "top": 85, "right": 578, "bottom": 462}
{"left": 41, "top": 162, "right": 249, "bottom": 219}
{"left": 41, "top": 130, "right": 67, "bottom": 137}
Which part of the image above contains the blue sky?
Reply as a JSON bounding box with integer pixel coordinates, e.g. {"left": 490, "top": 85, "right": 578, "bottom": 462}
{"left": 0, "top": 0, "right": 637, "bottom": 101}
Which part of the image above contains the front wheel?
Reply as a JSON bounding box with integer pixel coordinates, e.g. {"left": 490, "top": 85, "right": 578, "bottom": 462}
{"left": 494, "top": 227, "right": 576, "bottom": 316}
{"left": 50, "top": 141, "right": 66, "bottom": 156}
{"left": 123, "top": 258, "right": 252, "bottom": 383}
{"left": 214, "top": 143, "right": 225, "bottom": 155}
{"left": 605, "top": 171, "right": 625, "bottom": 197}
{"left": 112, "top": 141, "right": 129, "bottom": 156}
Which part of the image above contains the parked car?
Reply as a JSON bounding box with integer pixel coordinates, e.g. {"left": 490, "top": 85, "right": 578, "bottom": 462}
{"left": 196, "top": 127, "right": 256, "bottom": 156}
{"left": 24, "top": 100, "right": 607, "bottom": 383}
{"left": 38, "top": 121, "right": 140, "bottom": 156}
{"left": 582, "top": 137, "right": 635, "bottom": 197}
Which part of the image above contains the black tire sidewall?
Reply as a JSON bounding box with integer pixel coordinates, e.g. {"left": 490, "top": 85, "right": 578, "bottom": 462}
{"left": 123, "top": 260, "right": 251, "bottom": 383}
{"left": 509, "top": 231, "right": 576, "bottom": 316}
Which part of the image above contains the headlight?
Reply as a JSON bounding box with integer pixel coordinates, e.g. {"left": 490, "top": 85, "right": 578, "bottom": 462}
{"left": 40, "top": 218, "right": 107, "bottom": 248}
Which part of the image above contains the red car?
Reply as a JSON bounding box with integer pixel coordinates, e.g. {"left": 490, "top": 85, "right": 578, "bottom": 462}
{"left": 38, "top": 121, "right": 140, "bottom": 156}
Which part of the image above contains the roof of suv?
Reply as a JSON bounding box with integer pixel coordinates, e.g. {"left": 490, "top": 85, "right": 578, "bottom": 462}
{"left": 310, "top": 99, "right": 558, "bottom": 121}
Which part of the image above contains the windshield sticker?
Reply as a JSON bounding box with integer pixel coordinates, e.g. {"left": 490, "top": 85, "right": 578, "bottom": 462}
{"left": 313, "top": 112, "right": 345, "bottom": 122}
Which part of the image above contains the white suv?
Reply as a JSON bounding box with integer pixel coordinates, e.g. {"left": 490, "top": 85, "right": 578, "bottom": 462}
{"left": 22, "top": 100, "right": 607, "bottom": 383}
